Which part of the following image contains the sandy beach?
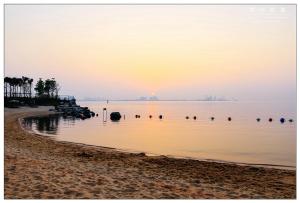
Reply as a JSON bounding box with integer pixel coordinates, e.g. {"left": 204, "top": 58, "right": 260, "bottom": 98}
{"left": 4, "top": 107, "right": 296, "bottom": 199}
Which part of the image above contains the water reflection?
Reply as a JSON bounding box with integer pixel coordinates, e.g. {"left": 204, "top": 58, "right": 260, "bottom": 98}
{"left": 24, "top": 114, "right": 79, "bottom": 135}
{"left": 22, "top": 101, "right": 296, "bottom": 167}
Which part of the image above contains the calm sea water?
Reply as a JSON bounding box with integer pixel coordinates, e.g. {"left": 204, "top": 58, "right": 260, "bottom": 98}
{"left": 24, "top": 101, "right": 296, "bottom": 167}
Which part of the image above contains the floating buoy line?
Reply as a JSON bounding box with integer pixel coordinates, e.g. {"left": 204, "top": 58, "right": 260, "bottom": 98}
{"left": 96, "top": 108, "right": 294, "bottom": 123}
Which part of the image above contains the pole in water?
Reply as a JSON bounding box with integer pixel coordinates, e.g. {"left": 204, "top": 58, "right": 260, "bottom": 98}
{"left": 103, "top": 108, "right": 107, "bottom": 122}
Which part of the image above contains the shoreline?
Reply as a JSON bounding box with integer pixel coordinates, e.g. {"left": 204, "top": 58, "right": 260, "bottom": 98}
{"left": 21, "top": 121, "right": 296, "bottom": 171}
{"left": 5, "top": 107, "right": 296, "bottom": 199}
{"left": 21, "top": 112, "right": 295, "bottom": 171}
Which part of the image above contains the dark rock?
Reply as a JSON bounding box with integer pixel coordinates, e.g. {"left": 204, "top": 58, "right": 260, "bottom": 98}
{"left": 110, "top": 112, "right": 122, "bottom": 121}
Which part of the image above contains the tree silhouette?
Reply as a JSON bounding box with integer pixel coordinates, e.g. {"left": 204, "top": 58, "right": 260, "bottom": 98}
{"left": 34, "top": 78, "right": 45, "bottom": 97}
{"left": 4, "top": 76, "right": 34, "bottom": 98}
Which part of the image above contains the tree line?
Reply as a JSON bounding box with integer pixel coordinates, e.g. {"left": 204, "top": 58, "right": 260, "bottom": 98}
{"left": 4, "top": 76, "right": 33, "bottom": 98}
{"left": 4, "top": 77, "right": 60, "bottom": 98}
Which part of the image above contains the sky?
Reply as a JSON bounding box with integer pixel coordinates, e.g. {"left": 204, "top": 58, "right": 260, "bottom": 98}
{"left": 4, "top": 5, "right": 296, "bottom": 101}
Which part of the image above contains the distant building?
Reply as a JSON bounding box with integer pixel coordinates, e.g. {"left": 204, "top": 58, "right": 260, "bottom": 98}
{"left": 138, "top": 96, "right": 147, "bottom": 101}
{"left": 149, "top": 96, "right": 159, "bottom": 101}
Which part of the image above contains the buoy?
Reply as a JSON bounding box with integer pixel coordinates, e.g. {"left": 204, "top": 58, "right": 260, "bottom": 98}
{"left": 289, "top": 119, "right": 294, "bottom": 123}
{"left": 96, "top": 114, "right": 98, "bottom": 117}
{"left": 211, "top": 117, "right": 215, "bottom": 121}
{"left": 280, "top": 118, "right": 285, "bottom": 123}
{"left": 193, "top": 116, "right": 197, "bottom": 120}
{"left": 110, "top": 112, "right": 121, "bottom": 121}
{"left": 186, "top": 116, "right": 189, "bottom": 119}
{"left": 149, "top": 115, "right": 152, "bottom": 119}
{"left": 269, "top": 118, "right": 273, "bottom": 122}
{"left": 159, "top": 115, "right": 163, "bottom": 119}
{"left": 228, "top": 117, "right": 232, "bottom": 121}
{"left": 256, "top": 118, "right": 261, "bottom": 122}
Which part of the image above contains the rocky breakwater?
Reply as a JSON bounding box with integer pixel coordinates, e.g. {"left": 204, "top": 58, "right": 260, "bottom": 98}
{"left": 55, "top": 104, "right": 96, "bottom": 119}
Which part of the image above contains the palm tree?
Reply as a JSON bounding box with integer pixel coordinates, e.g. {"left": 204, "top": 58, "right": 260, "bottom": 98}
{"left": 28, "top": 78, "right": 33, "bottom": 98}
{"left": 4, "top": 77, "right": 9, "bottom": 97}
{"left": 6, "top": 77, "right": 12, "bottom": 97}
{"left": 17, "top": 78, "right": 23, "bottom": 97}
{"left": 11, "top": 77, "right": 18, "bottom": 97}
{"left": 22, "top": 76, "right": 29, "bottom": 97}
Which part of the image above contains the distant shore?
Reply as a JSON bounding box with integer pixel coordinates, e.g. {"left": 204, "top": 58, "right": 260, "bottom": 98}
{"left": 4, "top": 107, "right": 296, "bottom": 199}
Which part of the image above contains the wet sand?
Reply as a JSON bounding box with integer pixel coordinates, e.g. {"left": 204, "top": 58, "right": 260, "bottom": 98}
{"left": 4, "top": 107, "right": 296, "bottom": 199}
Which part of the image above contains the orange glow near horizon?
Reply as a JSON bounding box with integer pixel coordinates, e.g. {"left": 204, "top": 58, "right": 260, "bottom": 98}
{"left": 4, "top": 5, "right": 296, "bottom": 100}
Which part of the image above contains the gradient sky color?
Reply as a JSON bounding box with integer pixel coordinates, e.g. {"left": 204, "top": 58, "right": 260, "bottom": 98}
{"left": 4, "top": 5, "right": 296, "bottom": 100}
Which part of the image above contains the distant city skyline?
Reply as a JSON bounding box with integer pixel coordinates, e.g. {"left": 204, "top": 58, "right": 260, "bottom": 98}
{"left": 5, "top": 5, "right": 296, "bottom": 101}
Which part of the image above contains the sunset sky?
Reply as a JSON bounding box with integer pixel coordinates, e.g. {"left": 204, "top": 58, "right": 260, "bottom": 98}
{"left": 5, "top": 5, "right": 296, "bottom": 101}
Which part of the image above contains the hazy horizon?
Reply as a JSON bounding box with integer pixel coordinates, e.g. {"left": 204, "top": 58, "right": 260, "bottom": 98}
{"left": 5, "top": 5, "right": 296, "bottom": 101}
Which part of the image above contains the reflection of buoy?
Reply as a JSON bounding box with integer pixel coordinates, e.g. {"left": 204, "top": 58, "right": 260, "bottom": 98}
{"left": 289, "top": 119, "right": 294, "bottom": 123}
{"left": 159, "top": 115, "right": 163, "bottom": 119}
{"left": 149, "top": 115, "right": 152, "bottom": 119}
{"left": 186, "top": 116, "right": 189, "bottom": 120}
{"left": 193, "top": 116, "right": 197, "bottom": 120}
{"left": 228, "top": 117, "right": 232, "bottom": 121}
{"left": 269, "top": 118, "right": 273, "bottom": 122}
{"left": 211, "top": 117, "right": 215, "bottom": 121}
{"left": 256, "top": 118, "right": 261, "bottom": 122}
{"left": 280, "top": 118, "right": 285, "bottom": 123}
